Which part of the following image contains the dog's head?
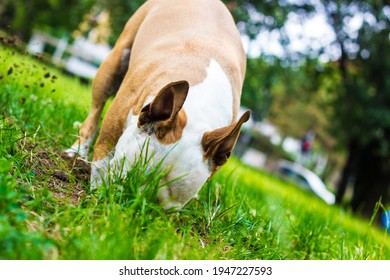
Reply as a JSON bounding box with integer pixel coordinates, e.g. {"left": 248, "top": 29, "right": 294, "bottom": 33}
{"left": 114, "top": 80, "right": 250, "bottom": 209}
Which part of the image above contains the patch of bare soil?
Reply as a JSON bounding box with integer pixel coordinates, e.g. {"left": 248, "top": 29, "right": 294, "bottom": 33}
{"left": 26, "top": 144, "right": 91, "bottom": 205}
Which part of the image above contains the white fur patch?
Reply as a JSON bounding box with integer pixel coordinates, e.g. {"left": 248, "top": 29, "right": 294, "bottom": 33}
{"left": 183, "top": 59, "right": 233, "bottom": 132}
{"left": 90, "top": 156, "right": 111, "bottom": 190}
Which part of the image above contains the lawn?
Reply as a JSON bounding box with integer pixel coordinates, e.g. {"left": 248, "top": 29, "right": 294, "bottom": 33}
{"left": 0, "top": 44, "right": 389, "bottom": 260}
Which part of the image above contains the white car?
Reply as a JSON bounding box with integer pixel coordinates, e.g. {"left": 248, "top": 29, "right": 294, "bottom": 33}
{"left": 275, "top": 160, "right": 335, "bottom": 205}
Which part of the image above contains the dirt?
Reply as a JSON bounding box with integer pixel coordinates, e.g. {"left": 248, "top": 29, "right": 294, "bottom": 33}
{"left": 26, "top": 145, "right": 91, "bottom": 205}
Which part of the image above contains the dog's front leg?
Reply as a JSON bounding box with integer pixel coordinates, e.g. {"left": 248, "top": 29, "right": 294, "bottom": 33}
{"left": 90, "top": 156, "right": 112, "bottom": 190}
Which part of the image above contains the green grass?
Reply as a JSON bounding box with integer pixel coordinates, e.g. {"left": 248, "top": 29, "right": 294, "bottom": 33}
{"left": 1, "top": 45, "right": 389, "bottom": 260}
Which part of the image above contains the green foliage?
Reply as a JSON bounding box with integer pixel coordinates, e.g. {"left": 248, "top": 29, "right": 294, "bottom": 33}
{"left": 315, "top": 0, "right": 390, "bottom": 214}
{"left": 1, "top": 41, "right": 389, "bottom": 260}
{"left": 96, "top": 0, "right": 146, "bottom": 45}
{"left": 0, "top": 119, "right": 54, "bottom": 259}
{"left": 0, "top": 46, "right": 91, "bottom": 139}
{"left": 224, "top": 0, "right": 316, "bottom": 40}
{"left": 241, "top": 58, "right": 274, "bottom": 120}
{"left": 0, "top": 0, "right": 96, "bottom": 39}
{"left": 0, "top": 0, "right": 146, "bottom": 44}
{"left": 319, "top": 0, "right": 390, "bottom": 150}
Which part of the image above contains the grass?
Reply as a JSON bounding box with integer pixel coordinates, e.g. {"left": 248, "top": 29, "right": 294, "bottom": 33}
{"left": 0, "top": 44, "right": 389, "bottom": 260}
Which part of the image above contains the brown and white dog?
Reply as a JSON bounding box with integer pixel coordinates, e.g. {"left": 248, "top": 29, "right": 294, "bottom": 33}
{"left": 66, "top": 0, "right": 250, "bottom": 209}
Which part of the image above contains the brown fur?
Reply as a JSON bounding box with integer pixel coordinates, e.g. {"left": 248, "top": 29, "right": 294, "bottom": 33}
{"left": 202, "top": 111, "right": 250, "bottom": 174}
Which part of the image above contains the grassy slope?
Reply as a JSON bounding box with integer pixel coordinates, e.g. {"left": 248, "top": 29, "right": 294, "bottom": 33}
{"left": 1, "top": 45, "right": 389, "bottom": 260}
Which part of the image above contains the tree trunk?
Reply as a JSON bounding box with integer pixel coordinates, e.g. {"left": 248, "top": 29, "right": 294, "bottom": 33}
{"left": 336, "top": 140, "right": 359, "bottom": 204}
{"left": 351, "top": 139, "right": 390, "bottom": 223}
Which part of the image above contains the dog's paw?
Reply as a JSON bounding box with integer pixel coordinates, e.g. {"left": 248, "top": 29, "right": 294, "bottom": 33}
{"left": 64, "top": 147, "right": 79, "bottom": 159}
{"left": 64, "top": 144, "right": 89, "bottom": 160}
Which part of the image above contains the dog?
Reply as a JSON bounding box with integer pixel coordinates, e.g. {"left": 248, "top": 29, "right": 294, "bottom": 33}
{"left": 66, "top": 0, "right": 250, "bottom": 209}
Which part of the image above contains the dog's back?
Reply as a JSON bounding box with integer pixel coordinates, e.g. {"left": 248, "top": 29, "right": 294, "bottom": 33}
{"left": 120, "top": 0, "right": 246, "bottom": 119}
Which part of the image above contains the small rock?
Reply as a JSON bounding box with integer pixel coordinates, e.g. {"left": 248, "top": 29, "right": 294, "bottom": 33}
{"left": 52, "top": 170, "right": 69, "bottom": 182}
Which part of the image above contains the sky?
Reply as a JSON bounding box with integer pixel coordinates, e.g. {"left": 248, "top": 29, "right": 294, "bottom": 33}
{"left": 242, "top": 11, "right": 335, "bottom": 59}
{"left": 240, "top": 0, "right": 370, "bottom": 62}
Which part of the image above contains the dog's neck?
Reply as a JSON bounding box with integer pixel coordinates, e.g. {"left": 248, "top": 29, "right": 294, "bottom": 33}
{"left": 183, "top": 59, "right": 233, "bottom": 135}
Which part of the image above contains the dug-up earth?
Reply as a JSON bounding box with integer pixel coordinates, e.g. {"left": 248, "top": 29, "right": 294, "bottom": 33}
{"left": 24, "top": 143, "right": 91, "bottom": 205}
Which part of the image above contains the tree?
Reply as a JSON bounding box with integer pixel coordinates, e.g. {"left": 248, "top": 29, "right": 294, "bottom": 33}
{"left": 226, "top": 0, "right": 318, "bottom": 123}
{"left": 91, "top": 0, "right": 145, "bottom": 45}
{"left": 240, "top": 58, "right": 274, "bottom": 120}
{"left": 319, "top": 0, "right": 390, "bottom": 219}
{"left": 0, "top": 0, "right": 96, "bottom": 40}
{"left": 230, "top": 0, "right": 390, "bottom": 220}
{"left": 224, "top": 0, "right": 315, "bottom": 39}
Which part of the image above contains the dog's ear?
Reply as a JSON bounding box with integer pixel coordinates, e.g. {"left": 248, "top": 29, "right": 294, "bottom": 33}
{"left": 139, "top": 81, "right": 189, "bottom": 141}
{"left": 139, "top": 80, "right": 189, "bottom": 124}
{"left": 202, "top": 111, "right": 250, "bottom": 170}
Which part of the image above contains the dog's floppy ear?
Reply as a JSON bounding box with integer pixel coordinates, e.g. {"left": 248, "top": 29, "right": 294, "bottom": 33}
{"left": 139, "top": 80, "right": 189, "bottom": 141}
{"left": 202, "top": 111, "right": 250, "bottom": 170}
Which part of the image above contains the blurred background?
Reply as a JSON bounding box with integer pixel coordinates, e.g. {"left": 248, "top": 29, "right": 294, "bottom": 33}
{"left": 1, "top": 0, "right": 389, "bottom": 223}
